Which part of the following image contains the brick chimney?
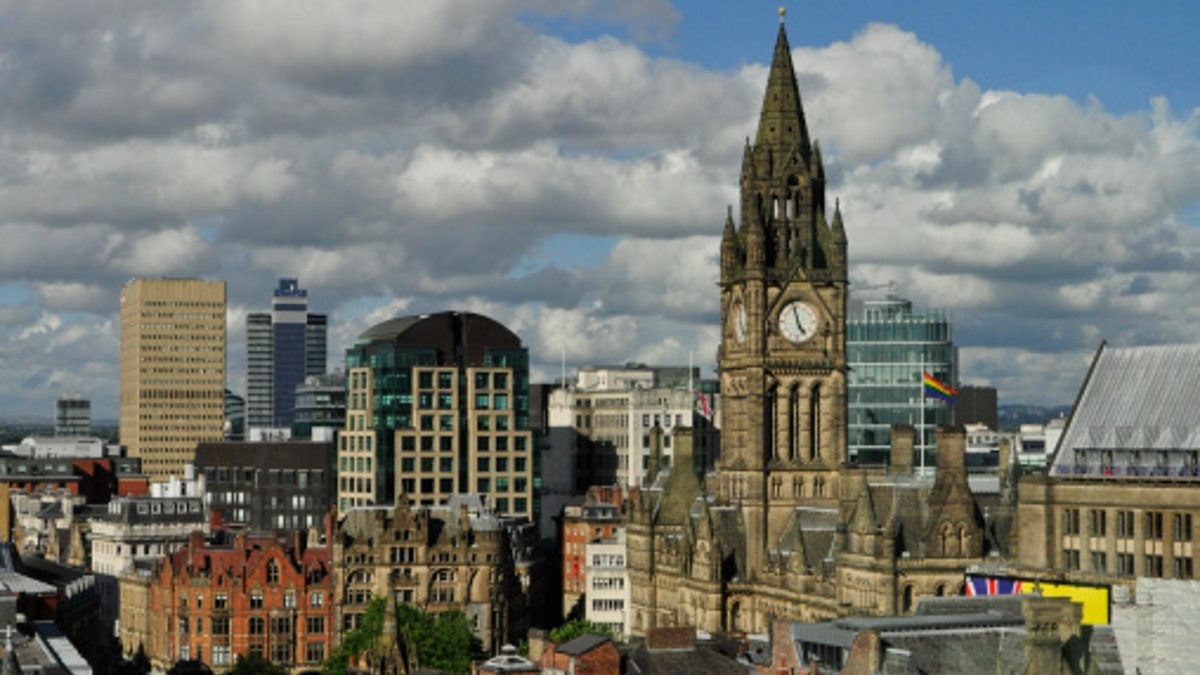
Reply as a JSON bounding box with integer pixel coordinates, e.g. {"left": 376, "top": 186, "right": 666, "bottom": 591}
{"left": 645, "top": 626, "right": 696, "bottom": 650}
{"left": 935, "top": 426, "right": 967, "bottom": 474}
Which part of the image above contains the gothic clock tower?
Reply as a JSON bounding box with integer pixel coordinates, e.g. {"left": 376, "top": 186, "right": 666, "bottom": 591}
{"left": 716, "top": 16, "right": 848, "bottom": 576}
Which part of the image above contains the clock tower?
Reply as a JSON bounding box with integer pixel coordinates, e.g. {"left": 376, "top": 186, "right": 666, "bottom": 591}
{"left": 717, "top": 17, "right": 848, "bottom": 576}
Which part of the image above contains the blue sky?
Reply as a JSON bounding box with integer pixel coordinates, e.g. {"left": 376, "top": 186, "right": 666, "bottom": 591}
{"left": 0, "top": 1, "right": 1197, "bottom": 417}
{"left": 543, "top": 1, "right": 1200, "bottom": 114}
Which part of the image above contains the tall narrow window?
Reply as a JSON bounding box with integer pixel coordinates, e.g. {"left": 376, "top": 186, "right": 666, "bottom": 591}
{"left": 766, "top": 386, "right": 778, "bottom": 461}
{"left": 809, "top": 383, "right": 822, "bottom": 459}
{"left": 788, "top": 384, "right": 800, "bottom": 461}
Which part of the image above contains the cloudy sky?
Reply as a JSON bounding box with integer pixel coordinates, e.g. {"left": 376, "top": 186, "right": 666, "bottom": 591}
{"left": 1, "top": 1, "right": 1198, "bottom": 419}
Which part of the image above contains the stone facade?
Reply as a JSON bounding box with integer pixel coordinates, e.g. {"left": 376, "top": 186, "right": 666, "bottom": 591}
{"left": 333, "top": 498, "right": 526, "bottom": 656}
{"left": 626, "top": 20, "right": 1001, "bottom": 637}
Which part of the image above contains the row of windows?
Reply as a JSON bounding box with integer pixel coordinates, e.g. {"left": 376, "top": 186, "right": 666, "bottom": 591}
{"left": 399, "top": 434, "right": 529, "bottom": 452}
{"left": 1063, "top": 509, "right": 1192, "bottom": 540}
{"left": 1063, "top": 549, "right": 1195, "bottom": 579}
{"left": 206, "top": 467, "right": 324, "bottom": 488}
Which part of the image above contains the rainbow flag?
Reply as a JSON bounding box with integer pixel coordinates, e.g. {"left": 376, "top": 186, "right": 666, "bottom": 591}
{"left": 923, "top": 371, "right": 957, "bottom": 404}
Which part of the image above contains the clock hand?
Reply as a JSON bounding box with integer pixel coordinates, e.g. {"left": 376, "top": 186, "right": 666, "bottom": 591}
{"left": 792, "top": 307, "right": 805, "bottom": 336}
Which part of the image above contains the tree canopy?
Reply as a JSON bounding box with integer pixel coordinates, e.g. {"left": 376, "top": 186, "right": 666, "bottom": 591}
{"left": 549, "top": 618, "right": 616, "bottom": 645}
{"left": 323, "top": 598, "right": 481, "bottom": 675}
{"left": 228, "top": 653, "right": 289, "bottom": 675}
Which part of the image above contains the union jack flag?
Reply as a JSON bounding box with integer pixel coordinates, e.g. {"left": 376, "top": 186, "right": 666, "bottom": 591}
{"left": 964, "top": 575, "right": 1023, "bottom": 596}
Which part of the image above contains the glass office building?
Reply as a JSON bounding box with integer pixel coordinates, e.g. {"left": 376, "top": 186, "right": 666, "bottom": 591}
{"left": 340, "top": 311, "right": 538, "bottom": 523}
{"left": 847, "top": 296, "right": 956, "bottom": 468}
{"left": 246, "top": 278, "right": 328, "bottom": 432}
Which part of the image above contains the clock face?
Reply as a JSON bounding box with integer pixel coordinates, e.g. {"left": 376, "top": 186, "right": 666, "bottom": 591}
{"left": 778, "top": 301, "right": 819, "bottom": 343}
{"left": 731, "top": 299, "right": 747, "bottom": 343}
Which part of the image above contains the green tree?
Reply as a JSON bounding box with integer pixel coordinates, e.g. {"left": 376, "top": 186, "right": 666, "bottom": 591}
{"left": 324, "top": 596, "right": 388, "bottom": 675}
{"left": 228, "top": 653, "right": 289, "bottom": 675}
{"left": 549, "top": 618, "right": 615, "bottom": 645}
{"left": 423, "top": 610, "right": 478, "bottom": 674}
{"left": 325, "top": 599, "right": 481, "bottom": 675}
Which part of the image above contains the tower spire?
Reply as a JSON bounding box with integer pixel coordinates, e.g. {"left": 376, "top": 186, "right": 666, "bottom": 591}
{"left": 754, "top": 16, "right": 811, "bottom": 159}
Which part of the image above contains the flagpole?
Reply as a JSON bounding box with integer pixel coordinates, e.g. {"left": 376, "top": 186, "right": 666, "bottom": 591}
{"left": 920, "top": 352, "right": 926, "bottom": 475}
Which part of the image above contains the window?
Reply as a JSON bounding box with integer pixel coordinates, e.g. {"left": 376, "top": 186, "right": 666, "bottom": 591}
{"left": 271, "top": 642, "right": 293, "bottom": 665}
{"left": 307, "top": 642, "right": 326, "bottom": 663}
{"left": 211, "top": 616, "right": 229, "bottom": 636}
{"left": 284, "top": 591, "right": 296, "bottom": 608}
{"left": 1117, "top": 511, "right": 1135, "bottom": 538}
{"left": 1090, "top": 551, "right": 1107, "bottom": 574}
{"left": 1176, "top": 513, "right": 1193, "bottom": 541}
{"left": 212, "top": 645, "right": 231, "bottom": 666}
{"left": 267, "top": 560, "right": 280, "bottom": 583}
{"left": 251, "top": 592, "right": 263, "bottom": 609}
{"left": 591, "top": 598, "right": 625, "bottom": 612}
{"left": 272, "top": 616, "right": 293, "bottom": 635}
{"left": 1062, "top": 509, "right": 1080, "bottom": 535}
{"left": 1174, "top": 557, "right": 1194, "bottom": 579}
{"left": 1117, "top": 553, "right": 1135, "bottom": 576}
{"left": 1089, "top": 510, "right": 1106, "bottom": 537}
{"left": 1062, "top": 549, "right": 1080, "bottom": 571}
{"left": 1146, "top": 512, "right": 1164, "bottom": 540}
{"left": 1145, "top": 554, "right": 1164, "bottom": 577}
{"left": 250, "top": 617, "right": 265, "bottom": 635}
{"left": 307, "top": 616, "right": 326, "bottom": 634}
{"left": 311, "top": 592, "right": 324, "bottom": 608}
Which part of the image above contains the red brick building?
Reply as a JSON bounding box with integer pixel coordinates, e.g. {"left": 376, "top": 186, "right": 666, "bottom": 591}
{"left": 143, "top": 523, "right": 335, "bottom": 673}
{"left": 561, "top": 485, "right": 624, "bottom": 619}
{"left": 539, "top": 633, "right": 620, "bottom": 675}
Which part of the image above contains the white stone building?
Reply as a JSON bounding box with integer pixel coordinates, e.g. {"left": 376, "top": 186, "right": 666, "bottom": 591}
{"left": 585, "top": 530, "right": 630, "bottom": 640}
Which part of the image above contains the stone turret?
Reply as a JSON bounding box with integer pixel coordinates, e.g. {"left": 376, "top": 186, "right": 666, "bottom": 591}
{"left": 889, "top": 425, "right": 915, "bottom": 474}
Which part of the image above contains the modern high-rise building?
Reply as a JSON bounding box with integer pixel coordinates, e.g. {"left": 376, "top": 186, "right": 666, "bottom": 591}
{"left": 846, "top": 295, "right": 957, "bottom": 467}
{"left": 546, "top": 364, "right": 720, "bottom": 490}
{"left": 245, "top": 278, "right": 327, "bottom": 433}
{"left": 55, "top": 394, "right": 91, "bottom": 436}
{"left": 119, "top": 278, "right": 226, "bottom": 482}
{"left": 339, "top": 311, "right": 537, "bottom": 522}
{"left": 292, "top": 372, "right": 346, "bottom": 440}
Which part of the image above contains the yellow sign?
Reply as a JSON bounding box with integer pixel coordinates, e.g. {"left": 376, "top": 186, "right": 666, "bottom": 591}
{"left": 1020, "top": 580, "right": 1110, "bottom": 625}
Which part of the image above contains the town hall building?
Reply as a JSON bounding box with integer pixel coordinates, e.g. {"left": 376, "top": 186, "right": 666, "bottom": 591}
{"left": 626, "top": 16, "right": 1010, "bottom": 636}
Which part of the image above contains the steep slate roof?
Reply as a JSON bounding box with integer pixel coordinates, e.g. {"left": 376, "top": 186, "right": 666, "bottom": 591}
{"left": 1051, "top": 343, "right": 1200, "bottom": 474}
{"left": 625, "top": 644, "right": 748, "bottom": 675}
{"left": 555, "top": 632, "right": 612, "bottom": 656}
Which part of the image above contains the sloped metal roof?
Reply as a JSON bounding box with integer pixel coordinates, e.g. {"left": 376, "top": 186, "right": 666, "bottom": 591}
{"left": 1052, "top": 343, "right": 1200, "bottom": 473}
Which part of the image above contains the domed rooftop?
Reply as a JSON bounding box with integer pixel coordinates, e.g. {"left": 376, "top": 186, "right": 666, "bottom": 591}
{"left": 352, "top": 311, "right": 523, "bottom": 367}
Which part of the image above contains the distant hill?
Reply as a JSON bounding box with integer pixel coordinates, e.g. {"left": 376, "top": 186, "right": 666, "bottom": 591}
{"left": 998, "top": 404, "right": 1072, "bottom": 430}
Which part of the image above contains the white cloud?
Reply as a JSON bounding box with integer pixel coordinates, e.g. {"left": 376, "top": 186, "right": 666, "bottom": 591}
{"left": 0, "top": 5, "right": 1197, "bottom": 416}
